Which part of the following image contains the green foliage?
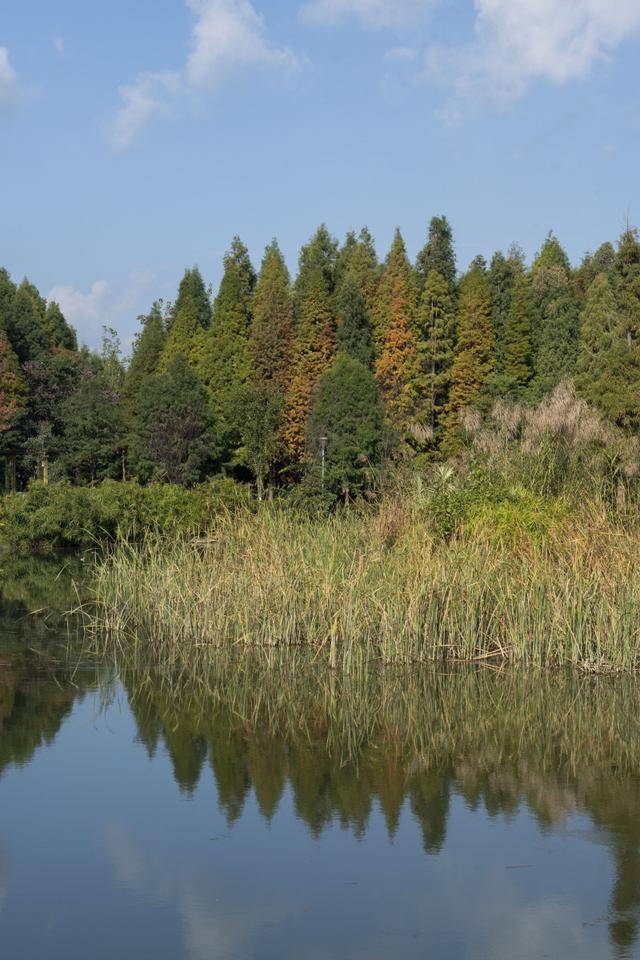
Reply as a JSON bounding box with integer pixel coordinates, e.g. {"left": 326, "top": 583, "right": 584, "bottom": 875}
{"left": 308, "top": 354, "right": 385, "bottom": 500}
{"left": 373, "top": 228, "right": 416, "bottom": 354}
{"left": 125, "top": 302, "right": 167, "bottom": 405}
{"left": 415, "top": 269, "right": 455, "bottom": 436}
{"left": 335, "top": 227, "right": 380, "bottom": 321}
{"left": 335, "top": 274, "right": 374, "bottom": 366}
{"left": 250, "top": 241, "right": 294, "bottom": 390}
{"left": 8, "top": 281, "right": 48, "bottom": 363}
{"left": 43, "top": 302, "right": 77, "bottom": 350}
{"left": 61, "top": 373, "right": 124, "bottom": 483}
{"left": 158, "top": 299, "right": 206, "bottom": 372}
{"left": 500, "top": 270, "right": 534, "bottom": 397}
{"left": 129, "top": 356, "right": 215, "bottom": 486}
{"left": 171, "top": 267, "right": 211, "bottom": 331}
{"left": 529, "top": 264, "right": 580, "bottom": 400}
{"left": 294, "top": 225, "right": 338, "bottom": 318}
{"left": 0, "top": 478, "right": 250, "bottom": 553}
{"left": 229, "top": 382, "right": 283, "bottom": 499}
{"left": 416, "top": 216, "right": 456, "bottom": 293}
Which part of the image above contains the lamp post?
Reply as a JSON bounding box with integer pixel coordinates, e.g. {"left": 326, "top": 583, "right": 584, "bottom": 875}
{"left": 320, "top": 436, "right": 328, "bottom": 490}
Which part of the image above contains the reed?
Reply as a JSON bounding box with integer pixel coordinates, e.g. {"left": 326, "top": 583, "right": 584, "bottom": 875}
{"left": 89, "top": 494, "right": 640, "bottom": 672}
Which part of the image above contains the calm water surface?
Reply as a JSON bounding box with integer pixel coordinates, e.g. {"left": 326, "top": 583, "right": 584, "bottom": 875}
{"left": 1, "top": 560, "right": 640, "bottom": 959}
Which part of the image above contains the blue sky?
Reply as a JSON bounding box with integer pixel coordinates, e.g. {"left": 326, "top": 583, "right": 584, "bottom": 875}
{"left": 1, "top": 0, "right": 640, "bottom": 349}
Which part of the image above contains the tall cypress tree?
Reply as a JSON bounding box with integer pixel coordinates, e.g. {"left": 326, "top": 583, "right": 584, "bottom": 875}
{"left": 284, "top": 267, "right": 336, "bottom": 462}
{"left": 443, "top": 264, "right": 494, "bottom": 452}
{"left": 335, "top": 227, "right": 380, "bottom": 322}
{"left": 170, "top": 267, "right": 211, "bottom": 331}
{"left": 488, "top": 246, "right": 523, "bottom": 386}
{"left": 529, "top": 267, "right": 580, "bottom": 400}
{"left": 8, "top": 281, "right": 49, "bottom": 363}
{"left": 294, "top": 225, "right": 338, "bottom": 319}
{"left": 575, "top": 273, "right": 638, "bottom": 426}
{"left": 158, "top": 300, "right": 206, "bottom": 372}
{"left": 0, "top": 269, "right": 16, "bottom": 336}
{"left": 375, "top": 273, "right": 419, "bottom": 431}
{"left": 416, "top": 216, "right": 456, "bottom": 294}
{"left": 250, "top": 240, "right": 294, "bottom": 391}
{"left": 615, "top": 228, "right": 640, "bottom": 351}
{"left": 125, "top": 302, "right": 167, "bottom": 403}
{"left": 501, "top": 270, "right": 534, "bottom": 398}
{"left": 201, "top": 238, "right": 256, "bottom": 445}
{"left": 415, "top": 269, "right": 455, "bottom": 435}
{"left": 335, "top": 274, "right": 373, "bottom": 366}
{"left": 374, "top": 229, "right": 416, "bottom": 356}
{"left": 43, "top": 302, "right": 77, "bottom": 350}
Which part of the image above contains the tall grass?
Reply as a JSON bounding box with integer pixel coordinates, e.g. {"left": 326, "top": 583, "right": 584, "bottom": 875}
{"left": 90, "top": 494, "right": 640, "bottom": 672}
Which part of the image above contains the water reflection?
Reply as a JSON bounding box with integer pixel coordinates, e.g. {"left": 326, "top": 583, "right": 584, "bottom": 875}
{"left": 1, "top": 568, "right": 640, "bottom": 958}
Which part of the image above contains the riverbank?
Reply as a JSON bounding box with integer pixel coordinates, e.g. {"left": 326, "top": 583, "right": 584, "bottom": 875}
{"left": 90, "top": 487, "right": 640, "bottom": 672}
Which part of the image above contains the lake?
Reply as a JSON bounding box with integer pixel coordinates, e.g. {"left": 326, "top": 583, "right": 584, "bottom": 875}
{"left": 1, "top": 559, "right": 640, "bottom": 959}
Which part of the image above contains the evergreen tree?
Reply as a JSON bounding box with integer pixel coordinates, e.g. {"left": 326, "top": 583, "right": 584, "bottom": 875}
{"left": 0, "top": 330, "right": 27, "bottom": 436}
{"left": 529, "top": 266, "right": 580, "bottom": 400}
{"left": 129, "top": 356, "right": 214, "bottom": 485}
{"left": 250, "top": 240, "right": 294, "bottom": 390}
{"left": 8, "top": 281, "right": 48, "bottom": 363}
{"left": 0, "top": 269, "right": 16, "bottom": 335}
{"left": 99, "top": 327, "right": 125, "bottom": 395}
{"left": 531, "top": 232, "right": 571, "bottom": 275}
{"left": 335, "top": 274, "right": 373, "bottom": 366}
{"left": 158, "top": 300, "right": 206, "bottom": 372}
{"left": 294, "top": 225, "right": 338, "bottom": 318}
{"left": 575, "top": 242, "right": 616, "bottom": 299}
{"left": 416, "top": 269, "right": 455, "bottom": 434}
{"left": 335, "top": 227, "right": 380, "bottom": 321}
{"left": 375, "top": 273, "right": 419, "bottom": 431}
{"left": 416, "top": 216, "right": 456, "bottom": 293}
{"left": 125, "top": 302, "right": 167, "bottom": 404}
{"left": 501, "top": 270, "right": 534, "bottom": 398}
{"left": 61, "top": 374, "right": 124, "bottom": 483}
{"left": 615, "top": 228, "right": 640, "bottom": 351}
{"left": 443, "top": 265, "right": 494, "bottom": 452}
{"left": 170, "top": 267, "right": 211, "bottom": 331}
{"left": 43, "top": 302, "right": 77, "bottom": 350}
{"left": 575, "top": 273, "right": 638, "bottom": 425}
{"left": 488, "top": 246, "right": 523, "bottom": 384}
{"left": 284, "top": 268, "right": 336, "bottom": 462}
{"left": 374, "top": 228, "right": 416, "bottom": 355}
{"left": 200, "top": 238, "right": 256, "bottom": 452}
{"left": 309, "top": 354, "right": 385, "bottom": 502}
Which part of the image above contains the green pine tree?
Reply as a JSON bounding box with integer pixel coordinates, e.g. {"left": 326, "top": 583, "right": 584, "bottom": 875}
{"left": 443, "top": 264, "right": 494, "bottom": 452}
{"left": 335, "top": 274, "right": 373, "bottom": 366}
{"left": 158, "top": 299, "right": 206, "bottom": 372}
{"left": 416, "top": 216, "right": 456, "bottom": 293}
{"left": 250, "top": 240, "right": 294, "bottom": 391}
{"left": 501, "top": 270, "right": 534, "bottom": 398}
{"left": 615, "top": 228, "right": 640, "bottom": 351}
{"left": 43, "top": 302, "right": 77, "bottom": 350}
{"left": 8, "top": 280, "right": 49, "bottom": 363}
{"left": 170, "top": 267, "right": 211, "bottom": 331}
{"left": 125, "top": 302, "right": 167, "bottom": 404}
{"left": 416, "top": 269, "right": 455, "bottom": 435}
{"left": 294, "top": 225, "right": 339, "bottom": 319}
{"left": 335, "top": 227, "right": 380, "bottom": 321}
{"left": 529, "top": 267, "right": 580, "bottom": 400}
{"left": 575, "top": 273, "right": 638, "bottom": 426}
{"left": 373, "top": 228, "right": 416, "bottom": 355}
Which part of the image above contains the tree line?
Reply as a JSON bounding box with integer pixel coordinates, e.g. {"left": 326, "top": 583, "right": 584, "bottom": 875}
{"left": 1, "top": 217, "right": 639, "bottom": 499}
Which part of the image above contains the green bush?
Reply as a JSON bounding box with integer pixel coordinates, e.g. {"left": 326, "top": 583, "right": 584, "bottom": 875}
{"left": 0, "top": 478, "right": 252, "bottom": 554}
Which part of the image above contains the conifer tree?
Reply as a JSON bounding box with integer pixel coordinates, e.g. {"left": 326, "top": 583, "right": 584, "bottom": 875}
{"left": 229, "top": 382, "right": 283, "bottom": 500}
{"left": 373, "top": 229, "right": 416, "bottom": 355}
{"left": 0, "top": 329, "right": 27, "bottom": 435}
{"left": 529, "top": 267, "right": 580, "bottom": 400}
{"left": 335, "top": 227, "right": 380, "bottom": 321}
{"left": 416, "top": 216, "right": 456, "bottom": 293}
{"left": 61, "top": 373, "right": 124, "bottom": 483}
{"left": 43, "top": 302, "right": 77, "bottom": 350}
{"left": 284, "top": 268, "right": 336, "bottom": 462}
{"left": 575, "top": 273, "right": 638, "bottom": 425}
{"left": 375, "top": 273, "right": 419, "bottom": 431}
{"left": 615, "top": 228, "right": 640, "bottom": 350}
{"left": 488, "top": 247, "right": 523, "bottom": 384}
{"left": 170, "top": 267, "right": 211, "bottom": 331}
{"left": 201, "top": 238, "right": 256, "bottom": 447}
{"left": 158, "top": 301, "right": 206, "bottom": 373}
{"left": 125, "top": 302, "right": 167, "bottom": 404}
{"left": 501, "top": 270, "right": 534, "bottom": 398}
{"left": 416, "top": 269, "right": 455, "bottom": 434}
{"left": 575, "top": 242, "right": 616, "bottom": 299}
{"left": 443, "top": 265, "right": 494, "bottom": 452}
{"left": 309, "top": 354, "right": 385, "bottom": 502}
{"left": 8, "top": 281, "right": 48, "bottom": 363}
{"left": 294, "top": 225, "right": 338, "bottom": 319}
{"left": 0, "top": 269, "right": 16, "bottom": 335}
{"left": 531, "top": 232, "right": 571, "bottom": 275}
{"left": 335, "top": 274, "right": 373, "bottom": 366}
{"left": 250, "top": 240, "right": 294, "bottom": 391}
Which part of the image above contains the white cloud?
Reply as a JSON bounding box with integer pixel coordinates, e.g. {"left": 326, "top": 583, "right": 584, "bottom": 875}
{"left": 112, "top": 0, "right": 299, "bottom": 148}
{"left": 48, "top": 269, "right": 157, "bottom": 347}
{"left": 0, "top": 48, "right": 19, "bottom": 105}
{"left": 429, "top": 0, "right": 640, "bottom": 103}
{"left": 385, "top": 46, "right": 418, "bottom": 62}
{"left": 112, "top": 70, "right": 182, "bottom": 150}
{"left": 53, "top": 35, "right": 65, "bottom": 56}
{"left": 300, "top": 0, "right": 429, "bottom": 29}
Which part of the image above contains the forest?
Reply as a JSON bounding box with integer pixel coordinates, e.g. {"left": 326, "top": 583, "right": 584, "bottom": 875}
{"left": 1, "top": 216, "right": 639, "bottom": 504}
